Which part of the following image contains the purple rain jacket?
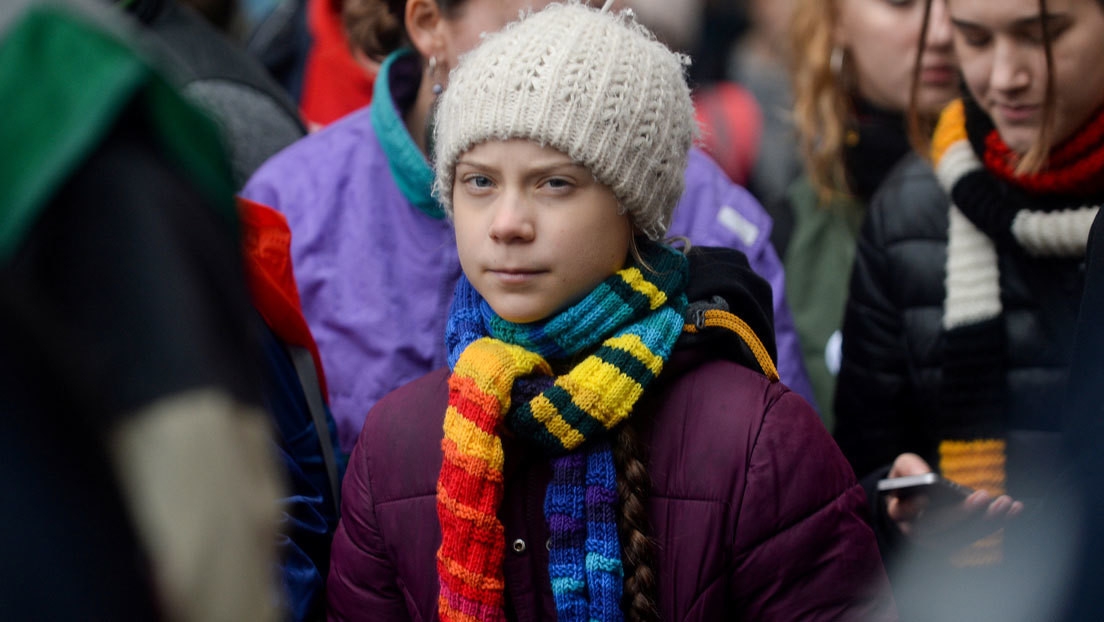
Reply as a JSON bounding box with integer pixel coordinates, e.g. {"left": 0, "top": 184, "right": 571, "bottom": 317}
{"left": 242, "top": 51, "right": 815, "bottom": 452}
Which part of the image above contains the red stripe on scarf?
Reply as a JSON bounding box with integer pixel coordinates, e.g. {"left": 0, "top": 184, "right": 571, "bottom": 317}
{"left": 983, "top": 104, "right": 1104, "bottom": 195}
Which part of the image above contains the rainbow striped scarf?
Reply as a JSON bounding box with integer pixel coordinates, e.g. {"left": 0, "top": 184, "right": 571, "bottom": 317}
{"left": 437, "top": 243, "right": 688, "bottom": 622}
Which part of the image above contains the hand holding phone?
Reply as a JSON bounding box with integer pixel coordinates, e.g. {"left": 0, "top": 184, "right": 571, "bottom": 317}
{"left": 877, "top": 472, "right": 974, "bottom": 509}
{"left": 880, "top": 453, "right": 1024, "bottom": 547}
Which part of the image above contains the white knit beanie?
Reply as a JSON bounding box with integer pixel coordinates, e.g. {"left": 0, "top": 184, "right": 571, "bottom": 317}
{"left": 432, "top": 0, "right": 696, "bottom": 240}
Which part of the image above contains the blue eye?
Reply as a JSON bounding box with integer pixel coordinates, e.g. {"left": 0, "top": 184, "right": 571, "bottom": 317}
{"left": 544, "top": 177, "right": 573, "bottom": 190}
{"left": 466, "top": 175, "right": 493, "bottom": 188}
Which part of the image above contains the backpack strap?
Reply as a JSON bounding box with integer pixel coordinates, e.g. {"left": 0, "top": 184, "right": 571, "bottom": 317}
{"left": 286, "top": 344, "right": 341, "bottom": 518}
{"left": 683, "top": 303, "right": 779, "bottom": 382}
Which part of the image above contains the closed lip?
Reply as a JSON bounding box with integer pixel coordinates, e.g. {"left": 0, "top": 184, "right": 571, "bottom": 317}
{"left": 487, "top": 267, "right": 547, "bottom": 282}
{"left": 994, "top": 102, "right": 1041, "bottom": 122}
{"left": 488, "top": 266, "right": 545, "bottom": 274}
{"left": 920, "top": 63, "right": 957, "bottom": 83}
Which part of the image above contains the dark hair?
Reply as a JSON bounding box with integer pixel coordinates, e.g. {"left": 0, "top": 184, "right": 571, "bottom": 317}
{"left": 178, "top": 0, "right": 237, "bottom": 33}
{"left": 612, "top": 421, "right": 660, "bottom": 622}
{"left": 342, "top": 0, "right": 466, "bottom": 61}
{"left": 909, "top": 0, "right": 1057, "bottom": 174}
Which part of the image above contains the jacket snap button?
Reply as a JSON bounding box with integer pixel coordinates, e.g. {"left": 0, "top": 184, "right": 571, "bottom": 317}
{"left": 512, "top": 538, "right": 527, "bottom": 554}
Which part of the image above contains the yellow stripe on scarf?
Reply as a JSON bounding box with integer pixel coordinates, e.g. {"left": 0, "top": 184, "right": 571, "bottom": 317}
{"left": 528, "top": 394, "right": 587, "bottom": 449}
{"left": 453, "top": 338, "right": 550, "bottom": 410}
{"left": 522, "top": 334, "right": 662, "bottom": 448}
{"left": 939, "top": 438, "right": 1007, "bottom": 567}
{"left": 932, "top": 99, "right": 968, "bottom": 165}
{"left": 605, "top": 333, "right": 665, "bottom": 375}
{"left": 443, "top": 407, "right": 504, "bottom": 471}
{"left": 560, "top": 360, "right": 643, "bottom": 422}
{"left": 621, "top": 267, "right": 668, "bottom": 310}
{"left": 939, "top": 438, "right": 1007, "bottom": 496}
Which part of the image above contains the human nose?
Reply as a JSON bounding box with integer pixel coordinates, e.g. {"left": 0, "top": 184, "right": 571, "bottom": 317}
{"left": 925, "top": 0, "right": 953, "bottom": 51}
{"left": 487, "top": 191, "right": 535, "bottom": 242}
{"left": 990, "top": 38, "right": 1031, "bottom": 93}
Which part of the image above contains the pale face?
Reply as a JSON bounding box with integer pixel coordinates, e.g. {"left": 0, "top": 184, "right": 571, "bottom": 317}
{"left": 949, "top": 0, "right": 1104, "bottom": 153}
{"left": 452, "top": 140, "right": 633, "bottom": 324}
{"left": 836, "top": 0, "right": 959, "bottom": 114}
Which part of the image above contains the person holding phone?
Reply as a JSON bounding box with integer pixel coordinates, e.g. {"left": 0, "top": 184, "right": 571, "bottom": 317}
{"left": 833, "top": 0, "right": 1104, "bottom": 617}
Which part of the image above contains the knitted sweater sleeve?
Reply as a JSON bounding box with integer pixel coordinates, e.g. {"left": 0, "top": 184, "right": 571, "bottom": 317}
{"left": 729, "top": 387, "right": 896, "bottom": 621}
{"left": 326, "top": 439, "right": 411, "bottom": 621}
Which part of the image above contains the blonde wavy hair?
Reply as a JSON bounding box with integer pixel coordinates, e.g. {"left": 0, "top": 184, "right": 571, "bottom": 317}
{"left": 789, "top": 0, "right": 852, "bottom": 202}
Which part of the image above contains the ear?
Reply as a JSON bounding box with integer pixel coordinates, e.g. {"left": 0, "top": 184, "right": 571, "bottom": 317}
{"left": 406, "top": 0, "right": 446, "bottom": 61}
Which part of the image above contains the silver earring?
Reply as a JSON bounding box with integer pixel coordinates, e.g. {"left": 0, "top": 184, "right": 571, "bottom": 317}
{"left": 830, "top": 46, "right": 845, "bottom": 78}
{"left": 428, "top": 56, "right": 443, "bottom": 96}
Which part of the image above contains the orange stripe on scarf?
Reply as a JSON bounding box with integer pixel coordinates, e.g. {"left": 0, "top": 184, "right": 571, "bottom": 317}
{"left": 939, "top": 439, "right": 1007, "bottom": 567}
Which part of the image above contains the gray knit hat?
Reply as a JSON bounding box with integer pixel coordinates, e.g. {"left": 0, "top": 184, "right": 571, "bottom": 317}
{"left": 432, "top": 0, "right": 696, "bottom": 241}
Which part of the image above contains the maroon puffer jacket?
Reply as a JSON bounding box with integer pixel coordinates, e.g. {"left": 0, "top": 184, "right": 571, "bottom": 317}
{"left": 327, "top": 347, "right": 895, "bottom": 621}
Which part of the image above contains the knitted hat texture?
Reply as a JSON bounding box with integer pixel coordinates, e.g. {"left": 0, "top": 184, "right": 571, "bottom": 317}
{"left": 432, "top": 1, "right": 696, "bottom": 240}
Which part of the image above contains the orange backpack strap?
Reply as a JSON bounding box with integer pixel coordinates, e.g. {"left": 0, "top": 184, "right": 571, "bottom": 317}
{"left": 683, "top": 306, "right": 779, "bottom": 382}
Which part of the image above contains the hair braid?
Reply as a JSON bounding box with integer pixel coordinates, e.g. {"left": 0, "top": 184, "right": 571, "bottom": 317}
{"left": 612, "top": 421, "right": 660, "bottom": 622}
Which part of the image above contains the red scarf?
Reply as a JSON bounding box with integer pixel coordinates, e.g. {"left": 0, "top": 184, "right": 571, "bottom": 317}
{"left": 983, "top": 104, "right": 1104, "bottom": 195}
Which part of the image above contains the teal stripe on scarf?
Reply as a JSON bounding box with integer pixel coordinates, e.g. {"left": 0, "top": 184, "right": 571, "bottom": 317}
{"left": 475, "top": 250, "right": 685, "bottom": 361}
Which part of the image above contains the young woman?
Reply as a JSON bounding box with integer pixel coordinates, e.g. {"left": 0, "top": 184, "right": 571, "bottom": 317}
{"left": 781, "top": 0, "right": 959, "bottom": 428}
{"left": 326, "top": 3, "right": 893, "bottom": 620}
{"left": 240, "top": 0, "right": 815, "bottom": 453}
{"left": 834, "top": 0, "right": 1104, "bottom": 615}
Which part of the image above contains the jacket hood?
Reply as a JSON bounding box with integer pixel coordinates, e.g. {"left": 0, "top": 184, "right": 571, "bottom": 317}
{"left": 675, "top": 245, "right": 777, "bottom": 376}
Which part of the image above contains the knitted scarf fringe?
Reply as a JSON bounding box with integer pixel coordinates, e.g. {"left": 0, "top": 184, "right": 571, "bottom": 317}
{"left": 437, "top": 244, "right": 688, "bottom": 622}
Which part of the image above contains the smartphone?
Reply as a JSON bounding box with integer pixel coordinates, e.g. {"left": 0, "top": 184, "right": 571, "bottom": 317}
{"left": 876, "top": 473, "right": 975, "bottom": 507}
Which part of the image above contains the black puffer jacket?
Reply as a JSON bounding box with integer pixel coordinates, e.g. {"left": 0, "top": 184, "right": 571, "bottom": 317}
{"left": 833, "top": 154, "right": 1086, "bottom": 500}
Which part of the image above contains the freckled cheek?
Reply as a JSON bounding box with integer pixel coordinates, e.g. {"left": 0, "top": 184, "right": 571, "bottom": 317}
{"left": 566, "top": 237, "right": 624, "bottom": 272}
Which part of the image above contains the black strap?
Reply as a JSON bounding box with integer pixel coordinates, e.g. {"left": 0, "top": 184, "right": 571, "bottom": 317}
{"left": 287, "top": 345, "right": 341, "bottom": 518}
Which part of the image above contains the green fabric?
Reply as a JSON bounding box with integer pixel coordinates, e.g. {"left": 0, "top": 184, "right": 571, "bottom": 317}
{"left": 0, "top": 4, "right": 236, "bottom": 263}
{"left": 370, "top": 49, "right": 445, "bottom": 220}
{"left": 782, "top": 177, "right": 865, "bottom": 432}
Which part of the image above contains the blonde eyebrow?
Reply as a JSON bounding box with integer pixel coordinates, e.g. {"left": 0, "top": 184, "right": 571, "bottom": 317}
{"left": 454, "top": 158, "right": 589, "bottom": 178}
{"left": 526, "top": 161, "right": 590, "bottom": 177}
{"left": 455, "top": 158, "right": 498, "bottom": 172}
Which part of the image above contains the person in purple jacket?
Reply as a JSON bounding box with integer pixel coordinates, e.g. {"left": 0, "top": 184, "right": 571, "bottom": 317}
{"left": 326, "top": 3, "right": 893, "bottom": 620}
{"left": 240, "top": 0, "right": 815, "bottom": 453}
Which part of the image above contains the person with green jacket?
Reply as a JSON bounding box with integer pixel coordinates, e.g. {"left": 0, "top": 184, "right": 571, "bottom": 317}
{"left": 778, "top": 0, "right": 958, "bottom": 429}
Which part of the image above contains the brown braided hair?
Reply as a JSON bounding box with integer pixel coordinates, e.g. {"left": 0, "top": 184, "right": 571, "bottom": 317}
{"left": 612, "top": 420, "right": 660, "bottom": 622}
